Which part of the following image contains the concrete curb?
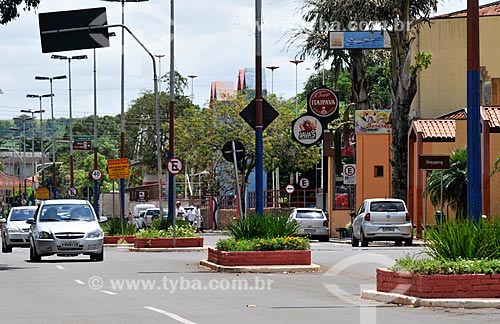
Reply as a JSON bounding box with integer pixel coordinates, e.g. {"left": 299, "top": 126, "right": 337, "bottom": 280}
{"left": 104, "top": 244, "right": 134, "bottom": 248}
{"left": 129, "top": 247, "right": 208, "bottom": 253}
{"left": 199, "top": 259, "right": 320, "bottom": 273}
{"left": 361, "top": 290, "right": 500, "bottom": 308}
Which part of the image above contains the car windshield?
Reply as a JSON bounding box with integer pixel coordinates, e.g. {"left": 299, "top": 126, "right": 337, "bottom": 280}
{"left": 295, "top": 210, "right": 324, "bottom": 219}
{"left": 39, "top": 204, "right": 95, "bottom": 222}
{"left": 9, "top": 208, "right": 36, "bottom": 221}
{"left": 370, "top": 201, "right": 406, "bottom": 212}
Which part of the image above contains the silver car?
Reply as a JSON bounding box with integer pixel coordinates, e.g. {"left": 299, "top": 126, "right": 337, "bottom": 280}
{"left": 351, "top": 198, "right": 413, "bottom": 247}
{"left": 1, "top": 206, "right": 38, "bottom": 253}
{"left": 288, "top": 208, "right": 330, "bottom": 242}
{"left": 27, "top": 199, "right": 107, "bottom": 262}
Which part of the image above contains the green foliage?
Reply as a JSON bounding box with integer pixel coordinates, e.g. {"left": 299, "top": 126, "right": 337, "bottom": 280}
{"left": 392, "top": 255, "right": 500, "bottom": 275}
{"left": 425, "top": 218, "right": 500, "bottom": 261}
{"left": 101, "top": 217, "right": 136, "bottom": 236}
{"left": 0, "top": 0, "right": 40, "bottom": 25}
{"left": 216, "top": 236, "right": 310, "bottom": 252}
{"left": 425, "top": 148, "right": 468, "bottom": 218}
{"left": 225, "top": 212, "right": 299, "bottom": 240}
{"left": 135, "top": 224, "right": 198, "bottom": 238}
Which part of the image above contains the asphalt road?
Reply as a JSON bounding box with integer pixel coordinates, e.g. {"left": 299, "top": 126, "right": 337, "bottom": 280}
{"left": 1, "top": 236, "right": 500, "bottom": 324}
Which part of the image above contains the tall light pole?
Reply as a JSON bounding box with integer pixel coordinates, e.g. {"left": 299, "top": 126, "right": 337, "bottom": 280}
{"left": 187, "top": 75, "right": 197, "bottom": 100}
{"left": 35, "top": 75, "right": 67, "bottom": 198}
{"left": 12, "top": 116, "right": 32, "bottom": 195}
{"left": 51, "top": 54, "right": 88, "bottom": 190}
{"left": 26, "top": 95, "right": 50, "bottom": 188}
{"left": 290, "top": 59, "right": 304, "bottom": 115}
{"left": 265, "top": 66, "right": 279, "bottom": 94}
{"left": 20, "top": 108, "right": 45, "bottom": 192}
{"left": 155, "top": 54, "right": 166, "bottom": 92}
{"left": 101, "top": 0, "right": 149, "bottom": 223}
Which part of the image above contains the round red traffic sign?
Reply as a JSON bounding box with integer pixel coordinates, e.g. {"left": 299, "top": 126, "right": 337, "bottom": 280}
{"left": 68, "top": 187, "right": 78, "bottom": 197}
{"left": 308, "top": 88, "right": 338, "bottom": 118}
{"left": 344, "top": 165, "right": 356, "bottom": 177}
{"left": 285, "top": 184, "right": 294, "bottom": 194}
{"left": 91, "top": 169, "right": 103, "bottom": 181}
{"left": 167, "top": 157, "right": 184, "bottom": 175}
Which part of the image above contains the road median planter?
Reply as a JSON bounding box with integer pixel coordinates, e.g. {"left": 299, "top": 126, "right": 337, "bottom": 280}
{"left": 104, "top": 235, "right": 135, "bottom": 245}
{"left": 134, "top": 237, "right": 204, "bottom": 249}
{"left": 377, "top": 268, "right": 500, "bottom": 298}
{"left": 207, "top": 247, "right": 311, "bottom": 266}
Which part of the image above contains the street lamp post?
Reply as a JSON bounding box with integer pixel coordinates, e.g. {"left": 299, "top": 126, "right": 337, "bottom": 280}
{"left": 25, "top": 96, "right": 50, "bottom": 188}
{"left": 290, "top": 59, "right": 304, "bottom": 115}
{"left": 101, "top": 0, "right": 149, "bottom": 225}
{"left": 187, "top": 75, "right": 197, "bottom": 100}
{"left": 265, "top": 66, "right": 279, "bottom": 94}
{"left": 35, "top": 75, "right": 67, "bottom": 198}
{"left": 155, "top": 54, "right": 166, "bottom": 92}
{"left": 51, "top": 55, "right": 88, "bottom": 190}
{"left": 12, "top": 116, "right": 32, "bottom": 195}
{"left": 20, "top": 108, "right": 45, "bottom": 192}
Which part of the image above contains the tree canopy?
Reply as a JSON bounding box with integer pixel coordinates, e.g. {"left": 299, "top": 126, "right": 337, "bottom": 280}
{"left": 0, "top": 0, "right": 40, "bottom": 25}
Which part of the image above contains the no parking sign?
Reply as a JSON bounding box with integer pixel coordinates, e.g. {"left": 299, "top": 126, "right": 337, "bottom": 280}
{"left": 343, "top": 164, "right": 356, "bottom": 185}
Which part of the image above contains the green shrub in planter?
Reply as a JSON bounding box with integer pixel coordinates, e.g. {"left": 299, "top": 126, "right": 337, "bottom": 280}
{"left": 216, "top": 236, "right": 310, "bottom": 252}
{"left": 135, "top": 224, "right": 199, "bottom": 239}
{"left": 226, "top": 212, "right": 299, "bottom": 240}
{"left": 102, "top": 217, "right": 136, "bottom": 236}
{"left": 393, "top": 255, "right": 500, "bottom": 275}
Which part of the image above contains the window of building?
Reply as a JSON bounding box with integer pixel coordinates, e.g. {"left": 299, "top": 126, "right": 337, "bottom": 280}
{"left": 374, "top": 166, "right": 384, "bottom": 177}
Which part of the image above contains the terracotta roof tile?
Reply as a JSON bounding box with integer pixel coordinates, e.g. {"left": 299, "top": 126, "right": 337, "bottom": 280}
{"left": 482, "top": 106, "right": 500, "bottom": 128}
{"left": 435, "top": 1, "right": 500, "bottom": 19}
{"left": 437, "top": 108, "right": 467, "bottom": 120}
{"left": 414, "top": 119, "right": 456, "bottom": 140}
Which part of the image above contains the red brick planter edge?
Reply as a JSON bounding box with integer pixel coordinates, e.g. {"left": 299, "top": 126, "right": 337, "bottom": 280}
{"left": 134, "top": 237, "right": 204, "bottom": 248}
{"left": 377, "top": 268, "right": 500, "bottom": 298}
{"left": 104, "top": 235, "right": 135, "bottom": 244}
{"left": 207, "top": 248, "right": 311, "bottom": 266}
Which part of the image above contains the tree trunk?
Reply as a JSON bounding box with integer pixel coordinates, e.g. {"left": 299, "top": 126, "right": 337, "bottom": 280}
{"left": 350, "top": 50, "right": 370, "bottom": 110}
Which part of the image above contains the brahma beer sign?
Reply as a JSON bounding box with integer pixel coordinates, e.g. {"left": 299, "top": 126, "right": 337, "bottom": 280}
{"left": 307, "top": 86, "right": 339, "bottom": 124}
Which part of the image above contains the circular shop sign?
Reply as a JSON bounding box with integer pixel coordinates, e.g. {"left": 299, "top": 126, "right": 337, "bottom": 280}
{"left": 292, "top": 115, "right": 323, "bottom": 147}
{"left": 285, "top": 184, "right": 294, "bottom": 194}
{"left": 308, "top": 88, "right": 338, "bottom": 118}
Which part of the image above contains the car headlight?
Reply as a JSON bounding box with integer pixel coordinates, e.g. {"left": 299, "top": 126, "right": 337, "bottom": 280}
{"left": 87, "top": 229, "right": 103, "bottom": 238}
{"left": 38, "top": 231, "right": 54, "bottom": 239}
{"left": 7, "top": 227, "right": 22, "bottom": 233}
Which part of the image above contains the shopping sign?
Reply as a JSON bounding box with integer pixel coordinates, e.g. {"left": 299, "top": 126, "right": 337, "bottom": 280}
{"left": 307, "top": 86, "right": 339, "bottom": 124}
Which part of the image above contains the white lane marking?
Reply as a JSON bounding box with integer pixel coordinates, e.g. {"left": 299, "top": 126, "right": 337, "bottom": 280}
{"left": 74, "top": 279, "right": 85, "bottom": 285}
{"left": 100, "top": 290, "right": 117, "bottom": 296}
{"left": 144, "top": 306, "right": 198, "bottom": 324}
{"left": 56, "top": 265, "right": 64, "bottom": 270}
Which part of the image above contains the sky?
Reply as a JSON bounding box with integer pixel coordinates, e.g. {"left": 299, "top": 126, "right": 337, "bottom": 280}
{"left": 0, "top": 0, "right": 492, "bottom": 120}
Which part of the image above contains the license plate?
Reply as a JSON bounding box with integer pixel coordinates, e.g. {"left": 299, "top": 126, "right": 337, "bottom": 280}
{"left": 382, "top": 227, "right": 395, "bottom": 232}
{"left": 61, "top": 241, "right": 80, "bottom": 248}
{"left": 304, "top": 229, "right": 316, "bottom": 234}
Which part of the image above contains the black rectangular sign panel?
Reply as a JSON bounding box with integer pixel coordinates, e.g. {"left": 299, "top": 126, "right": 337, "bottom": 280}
{"left": 418, "top": 155, "right": 450, "bottom": 170}
{"left": 39, "top": 7, "right": 109, "bottom": 53}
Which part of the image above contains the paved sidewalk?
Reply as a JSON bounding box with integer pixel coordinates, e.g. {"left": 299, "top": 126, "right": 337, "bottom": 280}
{"left": 362, "top": 290, "right": 500, "bottom": 309}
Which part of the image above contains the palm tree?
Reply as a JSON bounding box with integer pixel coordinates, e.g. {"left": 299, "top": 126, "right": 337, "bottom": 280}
{"left": 425, "top": 148, "right": 467, "bottom": 219}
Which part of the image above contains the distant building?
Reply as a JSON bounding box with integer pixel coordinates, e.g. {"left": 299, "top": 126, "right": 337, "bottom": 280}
{"left": 237, "top": 68, "right": 267, "bottom": 98}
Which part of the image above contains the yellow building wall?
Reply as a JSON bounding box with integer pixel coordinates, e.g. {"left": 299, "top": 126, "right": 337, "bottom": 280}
{"left": 488, "top": 133, "right": 500, "bottom": 217}
{"left": 355, "top": 134, "right": 392, "bottom": 209}
{"left": 414, "top": 16, "right": 500, "bottom": 118}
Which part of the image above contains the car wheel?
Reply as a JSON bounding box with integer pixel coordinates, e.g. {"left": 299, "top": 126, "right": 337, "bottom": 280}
{"left": 351, "top": 235, "right": 359, "bottom": 247}
{"left": 360, "top": 229, "right": 368, "bottom": 247}
{"left": 30, "top": 244, "right": 41, "bottom": 262}
{"left": 2, "top": 237, "right": 12, "bottom": 253}
{"left": 90, "top": 248, "right": 104, "bottom": 262}
{"left": 404, "top": 238, "right": 413, "bottom": 246}
{"left": 395, "top": 239, "right": 403, "bottom": 247}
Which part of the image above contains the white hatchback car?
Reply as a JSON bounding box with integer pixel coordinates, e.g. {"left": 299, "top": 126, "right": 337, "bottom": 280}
{"left": 288, "top": 208, "right": 329, "bottom": 242}
{"left": 1, "top": 206, "right": 38, "bottom": 253}
{"left": 27, "top": 199, "right": 107, "bottom": 262}
{"left": 351, "top": 198, "right": 413, "bottom": 247}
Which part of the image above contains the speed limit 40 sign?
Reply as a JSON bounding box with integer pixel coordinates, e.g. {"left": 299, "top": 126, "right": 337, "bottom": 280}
{"left": 91, "top": 169, "right": 102, "bottom": 181}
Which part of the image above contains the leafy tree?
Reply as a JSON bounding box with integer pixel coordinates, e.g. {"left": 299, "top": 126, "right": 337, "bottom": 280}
{"left": 0, "top": 0, "right": 40, "bottom": 24}
{"left": 425, "top": 148, "right": 468, "bottom": 219}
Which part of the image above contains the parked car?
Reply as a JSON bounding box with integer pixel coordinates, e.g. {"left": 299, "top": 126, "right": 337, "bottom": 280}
{"left": 143, "top": 208, "right": 168, "bottom": 227}
{"left": 27, "top": 199, "right": 107, "bottom": 262}
{"left": 351, "top": 198, "right": 413, "bottom": 247}
{"left": 288, "top": 208, "right": 329, "bottom": 242}
{"left": 133, "top": 211, "right": 146, "bottom": 229}
{"left": 1, "top": 206, "right": 38, "bottom": 253}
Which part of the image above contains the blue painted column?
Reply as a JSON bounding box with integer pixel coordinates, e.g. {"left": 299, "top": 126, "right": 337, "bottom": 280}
{"left": 467, "top": 0, "right": 482, "bottom": 222}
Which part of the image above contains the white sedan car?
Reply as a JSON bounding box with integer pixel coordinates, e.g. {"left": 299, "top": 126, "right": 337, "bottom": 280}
{"left": 27, "top": 199, "right": 107, "bottom": 262}
{"left": 351, "top": 198, "right": 413, "bottom": 247}
{"left": 288, "top": 208, "right": 330, "bottom": 242}
{"left": 1, "top": 206, "right": 38, "bottom": 253}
